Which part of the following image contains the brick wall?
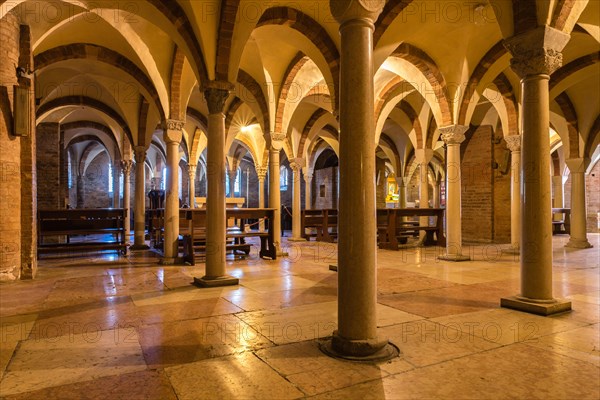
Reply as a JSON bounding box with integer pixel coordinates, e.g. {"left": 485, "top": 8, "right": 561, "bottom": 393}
{"left": 462, "top": 125, "right": 494, "bottom": 243}
{"left": 36, "top": 123, "right": 61, "bottom": 209}
{"left": 82, "top": 152, "right": 111, "bottom": 208}
{"left": 314, "top": 166, "right": 338, "bottom": 209}
{"left": 586, "top": 161, "right": 599, "bottom": 233}
{"left": 376, "top": 157, "right": 386, "bottom": 208}
{"left": 493, "top": 136, "right": 511, "bottom": 243}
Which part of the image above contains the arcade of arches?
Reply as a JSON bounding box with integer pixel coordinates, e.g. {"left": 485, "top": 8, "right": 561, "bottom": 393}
{"left": 1, "top": 1, "right": 599, "bottom": 398}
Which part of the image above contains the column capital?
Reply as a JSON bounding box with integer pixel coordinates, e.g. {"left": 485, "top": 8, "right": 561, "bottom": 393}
{"left": 188, "top": 163, "right": 197, "bottom": 178}
{"left": 255, "top": 165, "right": 268, "bottom": 181}
{"left": 290, "top": 158, "right": 304, "bottom": 173}
{"left": 203, "top": 80, "right": 234, "bottom": 114}
{"left": 270, "top": 132, "right": 286, "bottom": 150}
{"left": 330, "top": 0, "right": 385, "bottom": 25}
{"left": 133, "top": 146, "right": 146, "bottom": 163}
{"left": 120, "top": 160, "right": 133, "bottom": 175}
{"left": 303, "top": 167, "right": 314, "bottom": 182}
{"left": 503, "top": 26, "right": 570, "bottom": 78}
{"left": 565, "top": 158, "right": 590, "bottom": 174}
{"left": 505, "top": 135, "right": 522, "bottom": 153}
{"left": 440, "top": 125, "right": 468, "bottom": 145}
{"left": 163, "top": 120, "right": 184, "bottom": 144}
{"left": 415, "top": 148, "right": 434, "bottom": 164}
{"left": 227, "top": 168, "right": 238, "bottom": 180}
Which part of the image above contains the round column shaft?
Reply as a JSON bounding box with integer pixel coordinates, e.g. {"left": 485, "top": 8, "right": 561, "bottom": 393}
{"left": 565, "top": 158, "right": 592, "bottom": 249}
{"left": 289, "top": 160, "right": 303, "bottom": 241}
{"left": 131, "top": 147, "right": 149, "bottom": 250}
{"left": 120, "top": 160, "right": 133, "bottom": 246}
{"left": 161, "top": 122, "right": 183, "bottom": 263}
{"left": 304, "top": 169, "right": 313, "bottom": 210}
{"left": 188, "top": 164, "right": 197, "bottom": 208}
{"left": 268, "top": 140, "right": 284, "bottom": 254}
{"left": 256, "top": 166, "right": 267, "bottom": 232}
{"left": 505, "top": 135, "right": 522, "bottom": 250}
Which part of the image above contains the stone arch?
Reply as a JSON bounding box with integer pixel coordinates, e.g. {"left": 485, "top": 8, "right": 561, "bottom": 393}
{"left": 554, "top": 92, "right": 580, "bottom": 158}
{"left": 169, "top": 46, "right": 187, "bottom": 121}
{"left": 274, "top": 52, "right": 310, "bottom": 135}
{"left": 237, "top": 69, "right": 271, "bottom": 136}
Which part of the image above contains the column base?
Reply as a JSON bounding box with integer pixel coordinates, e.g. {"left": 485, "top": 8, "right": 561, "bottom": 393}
{"left": 130, "top": 244, "right": 150, "bottom": 251}
{"left": 194, "top": 275, "right": 239, "bottom": 288}
{"left": 288, "top": 237, "right": 305, "bottom": 242}
{"left": 319, "top": 330, "right": 398, "bottom": 362}
{"left": 438, "top": 254, "right": 470, "bottom": 262}
{"left": 500, "top": 295, "right": 571, "bottom": 316}
{"left": 565, "top": 239, "right": 593, "bottom": 249}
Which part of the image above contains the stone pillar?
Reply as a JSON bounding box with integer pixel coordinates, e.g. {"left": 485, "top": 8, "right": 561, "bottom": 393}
{"left": 269, "top": 133, "right": 285, "bottom": 254}
{"left": 188, "top": 164, "right": 197, "bottom": 208}
{"left": 328, "top": 0, "right": 393, "bottom": 360}
{"left": 112, "top": 164, "right": 120, "bottom": 208}
{"left": 227, "top": 168, "right": 236, "bottom": 198}
{"left": 304, "top": 168, "right": 313, "bottom": 210}
{"left": 439, "top": 126, "right": 470, "bottom": 261}
{"left": 505, "top": 135, "right": 522, "bottom": 250}
{"left": 398, "top": 176, "right": 407, "bottom": 208}
{"left": 433, "top": 178, "right": 441, "bottom": 208}
{"left": 552, "top": 175, "right": 565, "bottom": 220}
{"left": 289, "top": 159, "right": 304, "bottom": 241}
{"left": 76, "top": 175, "right": 84, "bottom": 208}
{"left": 120, "top": 160, "right": 133, "bottom": 245}
{"left": 415, "top": 149, "right": 433, "bottom": 238}
{"left": 131, "top": 146, "right": 149, "bottom": 250}
{"left": 256, "top": 166, "right": 268, "bottom": 232}
{"left": 194, "top": 82, "right": 238, "bottom": 287}
{"left": 500, "top": 26, "right": 571, "bottom": 315}
{"left": 565, "top": 158, "right": 592, "bottom": 249}
{"left": 161, "top": 120, "right": 183, "bottom": 264}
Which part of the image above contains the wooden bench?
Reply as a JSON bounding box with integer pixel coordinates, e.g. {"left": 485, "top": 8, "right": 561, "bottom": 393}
{"left": 377, "top": 208, "right": 446, "bottom": 249}
{"left": 37, "top": 209, "right": 128, "bottom": 256}
{"left": 552, "top": 208, "right": 571, "bottom": 234}
{"left": 182, "top": 208, "right": 277, "bottom": 265}
{"left": 300, "top": 209, "right": 338, "bottom": 242}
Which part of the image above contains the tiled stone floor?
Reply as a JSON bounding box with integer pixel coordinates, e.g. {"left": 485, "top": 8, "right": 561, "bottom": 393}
{"left": 1, "top": 234, "right": 598, "bottom": 399}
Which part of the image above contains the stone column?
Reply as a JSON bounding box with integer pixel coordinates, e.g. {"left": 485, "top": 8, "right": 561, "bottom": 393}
{"left": 398, "top": 176, "right": 407, "bottom": 208}
{"left": 500, "top": 26, "right": 571, "bottom": 315}
{"left": 552, "top": 175, "right": 564, "bottom": 220}
{"left": 160, "top": 120, "right": 183, "bottom": 264}
{"left": 120, "top": 160, "right": 133, "bottom": 245}
{"left": 415, "top": 149, "right": 433, "bottom": 238}
{"left": 131, "top": 146, "right": 149, "bottom": 250}
{"left": 188, "top": 164, "right": 197, "bottom": 208}
{"left": 194, "top": 82, "right": 238, "bottom": 287}
{"left": 565, "top": 158, "right": 592, "bottom": 249}
{"left": 289, "top": 159, "right": 304, "bottom": 241}
{"left": 269, "top": 133, "right": 285, "bottom": 254}
{"left": 328, "top": 0, "right": 393, "bottom": 360}
{"left": 304, "top": 168, "right": 313, "bottom": 210}
{"left": 112, "top": 164, "right": 120, "bottom": 208}
{"left": 256, "top": 166, "right": 268, "bottom": 231}
{"left": 76, "top": 175, "right": 84, "bottom": 208}
{"left": 227, "top": 168, "right": 237, "bottom": 198}
{"left": 505, "top": 135, "right": 522, "bottom": 250}
{"left": 433, "top": 178, "right": 441, "bottom": 208}
{"left": 439, "top": 126, "right": 470, "bottom": 261}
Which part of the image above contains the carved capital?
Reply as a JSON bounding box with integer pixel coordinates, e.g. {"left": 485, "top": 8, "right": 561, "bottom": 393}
{"left": 120, "top": 160, "right": 133, "bottom": 176}
{"left": 163, "top": 119, "right": 185, "bottom": 132}
{"left": 188, "top": 164, "right": 197, "bottom": 179}
{"left": 440, "top": 125, "right": 468, "bottom": 145}
{"left": 330, "top": 0, "right": 385, "bottom": 24}
{"left": 203, "top": 81, "right": 234, "bottom": 114}
{"left": 227, "top": 168, "right": 238, "bottom": 180}
{"left": 304, "top": 169, "right": 314, "bottom": 182}
{"left": 255, "top": 166, "right": 268, "bottom": 181}
{"left": 163, "top": 120, "right": 183, "bottom": 144}
{"left": 503, "top": 26, "right": 570, "bottom": 78}
{"left": 504, "top": 135, "right": 521, "bottom": 153}
{"left": 133, "top": 146, "right": 146, "bottom": 164}
{"left": 270, "top": 132, "right": 287, "bottom": 150}
{"left": 565, "top": 158, "right": 590, "bottom": 174}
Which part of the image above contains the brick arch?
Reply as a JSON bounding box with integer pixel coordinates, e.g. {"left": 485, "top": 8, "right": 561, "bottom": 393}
{"left": 426, "top": 115, "right": 438, "bottom": 149}
{"left": 169, "top": 47, "right": 186, "bottom": 121}
{"left": 37, "top": 96, "right": 133, "bottom": 145}
{"left": 225, "top": 96, "right": 244, "bottom": 134}
{"left": 298, "top": 108, "right": 329, "bottom": 158}
{"left": 396, "top": 100, "right": 423, "bottom": 149}
{"left": 34, "top": 43, "right": 165, "bottom": 121}
{"left": 492, "top": 73, "right": 519, "bottom": 136}
{"left": 512, "top": 1, "right": 538, "bottom": 36}
{"left": 554, "top": 92, "right": 580, "bottom": 158}
{"left": 79, "top": 140, "right": 109, "bottom": 177}
{"left": 584, "top": 115, "right": 600, "bottom": 158}
{"left": 186, "top": 107, "right": 208, "bottom": 133}
{"left": 379, "top": 132, "right": 402, "bottom": 175}
{"left": 274, "top": 52, "right": 310, "bottom": 135}
{"left": 61, "top": 121, "right": 121, "bottom": 161}
{"left": 373, "top": 0, "right": 414, "bottom": 46}
{"left": 550, "top": 52, "right": 600, "bottom": 91}
{"left": 237, "top": 69, "right": 270, "bottom": 135}
{"left": 215, "top": 0, "right": 242, "bottom": 81}
{"left": 375, "top": 76, "right": 404, "bottom": 123}
{"left": 257, "top": 7, "right": 340, "bottom": 113}
{"left": 551, "top": 150, "right": 561, "bottom": 176}
{"left": 457, "top": 41, "right": 508, "bottom": 126}
{"left": 390, "top": 43, "right": 452, "bottom": 126}
{"left": 145, "top": 0, "right": 208, "bottom": 83}
{"left": 137, "top": 98, "right": 150, "bottom": 147}
{"left": 551, "top": 0, "right": 577, "bottom": 31}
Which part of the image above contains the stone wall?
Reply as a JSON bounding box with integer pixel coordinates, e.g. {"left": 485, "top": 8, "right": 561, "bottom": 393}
{"left": 82, "top": 152, "right": 111, "bottom": 208}
{"left": 586, "top": 161, "right": 599, "bottom": 233}
{"left": 492, "top": 135, "right": 511, "bottom": 243}
{"left": 313, "top": 166, "right": 338, "bottom": 209}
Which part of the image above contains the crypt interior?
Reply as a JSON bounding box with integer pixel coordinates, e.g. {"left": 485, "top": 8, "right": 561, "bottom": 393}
{"left": 0, "top": 0, "right": 599, "bottom": 399}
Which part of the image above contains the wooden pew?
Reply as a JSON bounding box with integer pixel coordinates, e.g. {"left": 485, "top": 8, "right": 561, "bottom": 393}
{"left": 552, "top": 208, "right": 571, "bottom": 234}
{"left": 300, "top": 209, "right": 338, "bottom": 242}
{"left": 377, "top": 208, "right": 446, "bottom": 249}
{"left": 37, "top": 209, "right": 128, "bottom": 256}
{"left": 182, "top": 208, "right": 277, "bottom": 265}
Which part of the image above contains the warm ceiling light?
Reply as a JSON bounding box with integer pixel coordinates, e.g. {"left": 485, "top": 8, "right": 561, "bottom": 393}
{"left": 240, "top": 125, "right": 250, "bottom": 133}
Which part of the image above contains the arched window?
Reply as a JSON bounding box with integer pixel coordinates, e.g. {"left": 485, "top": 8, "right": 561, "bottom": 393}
{"left": 161, "top": 167, "right": 166, "bottom": 190}
{"left": 108, "top": 163, "right": 113, "bottom": 193}
{"left": 280, "top": 166, "right": 288, "bottom": 191}
{"left": 234, "top": 168, "right": 241, "bottom": 196}
{"left": 67, "top": 152, "right": 72, "bottom": 189}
